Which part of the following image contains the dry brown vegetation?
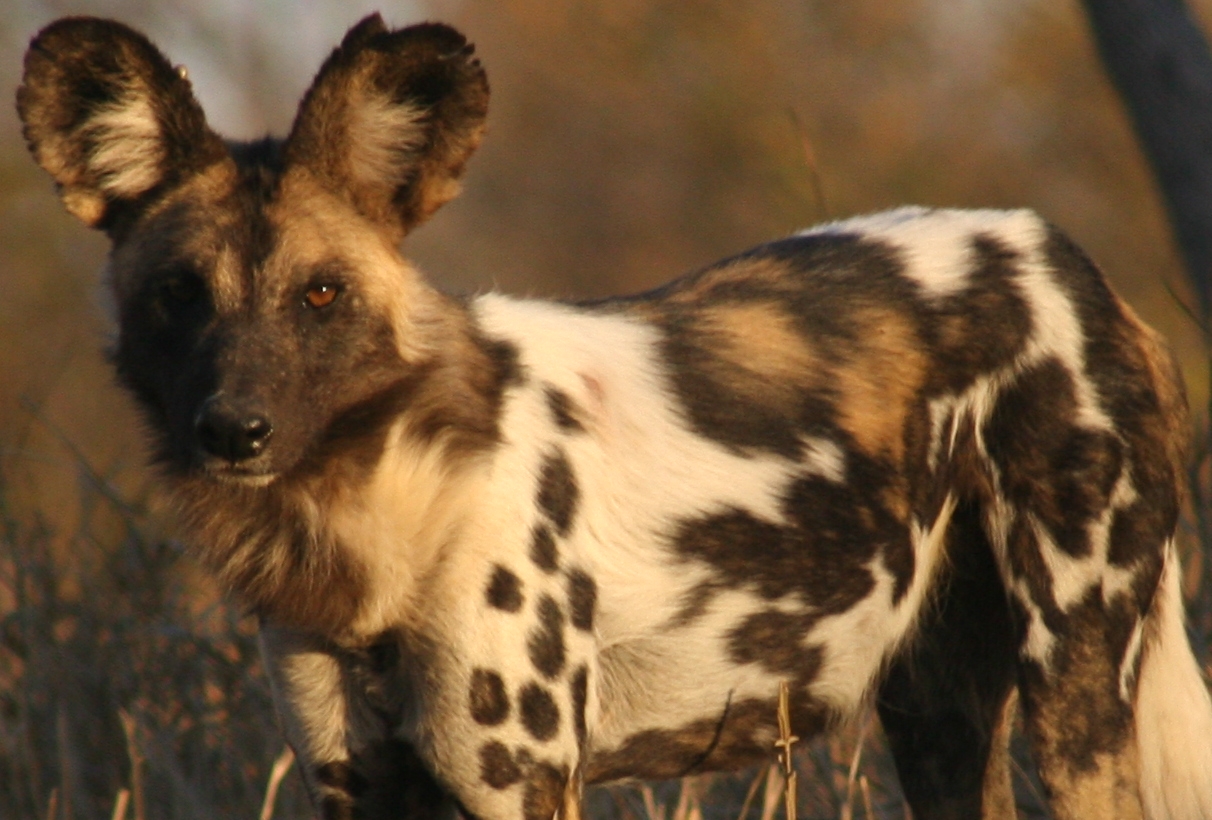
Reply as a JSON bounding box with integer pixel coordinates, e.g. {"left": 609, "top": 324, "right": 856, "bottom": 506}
{"left": 1, "top": 1, "right": 1209, "bottom": 818}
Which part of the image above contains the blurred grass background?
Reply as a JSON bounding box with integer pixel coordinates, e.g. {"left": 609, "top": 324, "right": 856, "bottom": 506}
{"left": 1, "top": 0, "right": 1208, "bottom": 817}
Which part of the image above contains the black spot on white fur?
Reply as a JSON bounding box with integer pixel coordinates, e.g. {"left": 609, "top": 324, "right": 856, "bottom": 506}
{"left": 469, "top": 668, "right": 510, "bottom": 726}
{"left": 519, "top": 681, "right": 560, "bottom": 741}
{"left": 530, "top": 524, "right": 559, "bottom": 573}
{"left": 486, "top": 565, "right": 524, "bottom": 613}
{"left": 479, "top": 741, "right": 522, "bottom": 789}
{"left": 536, "top": 449, "right": 578, "bottom": 536}
{"left": 527, "top": 595, "right": 565, "bottom": 679}
{"left": 566, "top": 570, "right": 596, "bottom": 632}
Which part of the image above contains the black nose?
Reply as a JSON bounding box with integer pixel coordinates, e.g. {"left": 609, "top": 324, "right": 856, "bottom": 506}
{"left": 195, "top": 398, "right": 273, "bottom": 463}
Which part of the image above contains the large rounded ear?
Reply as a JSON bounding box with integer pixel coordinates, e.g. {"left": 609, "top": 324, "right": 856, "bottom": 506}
{"left": 284, "top": 15, "right": 489, "bottom": 241}
{"left": 17, "top": 17, "right": 227, "bottom": 234}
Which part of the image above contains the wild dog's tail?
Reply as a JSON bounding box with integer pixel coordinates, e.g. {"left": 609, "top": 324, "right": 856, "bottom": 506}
{"left": 1136, "top": 542, "right": 1212, "bottom": 820}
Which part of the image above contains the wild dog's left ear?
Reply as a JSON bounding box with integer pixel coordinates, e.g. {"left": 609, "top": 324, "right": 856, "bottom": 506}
{"left": 17, "top": 17, "right": 226, "bottom": 233}
{"left": 285, "top": 15, "right": 489, "bottom": 241}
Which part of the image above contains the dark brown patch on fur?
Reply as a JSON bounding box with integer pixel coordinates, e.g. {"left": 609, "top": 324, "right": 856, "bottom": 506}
{"left": 984, "top": 358, "right": 1125, "bottom": 560}
{"left": 671, "top": 474, "right": 903, "bottom": 614}
{"left": 1045, "top": 226, "right": 1185, "bottom": 594}
{"left": 320, "top": 793, "right": 354, "bottom": 820}
{"left": 479, "top": 741, "right": 522, "bottom": 789}
{"left": 537, "top": 450, "right": 579, "bottom": 536}
{"left": 519, "top": 682, "right": 561, "bottom": 741}
{"left": 523, "top": 762, "right": 568, "bottom": 820}
{"left": 173, "top": 487, "right": 369, "bottom": 634}
{"left": 878, "top": 498, "right": 1020, "bottom": 819}
{"left": 319, "top": 739, "right": 448, "bottom": 820}
{"left": 1017, "top": 590, "right": 1141, "bottom": 806}
{"left": 487, "top": 565, "right": 524, "bottom": 613}
{"left": 669, "top": 581, "right": 719, "bottom": 627}
{"left": 726, "top": 610, "right": 822, "bottom": 680}
{"left": 469, "top": 668, "right": 510, "bottom": 726}
{"left": 566, "top": 570, "right": 596, "bottom": 632}
{"left": 401, "top": 331, "right": 521, "bottom": 460}
{"left": 527, "top": 595, "right": 566, "bottom": 678}
{"left": 315, "top": 761, "right": 369, "bottom": 797}
{"left": 545, "top": 385, "right": 585, "bottom": 433}
{"left": 923, "top": 234, "right": 1033, "bottom": 393}
{"left": 530, "top": 525, "right": 559, "bottom": 573}
{"left": 583, "top": 696, "right": 828, "bottom": 783}
{"left": 635, "top": 232, "right": 923, "bottom": 459}
{"left": 570, "top": 665, "right": 588, "bottom": 750}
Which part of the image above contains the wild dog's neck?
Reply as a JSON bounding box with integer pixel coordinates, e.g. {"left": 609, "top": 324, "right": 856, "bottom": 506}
{"left": 173, "top": 303, "right": 520, "bottom": 640}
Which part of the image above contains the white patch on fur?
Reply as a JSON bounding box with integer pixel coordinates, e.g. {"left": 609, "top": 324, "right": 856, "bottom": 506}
{"left": 805, "top": 207, "right": 1045, "bottom": 300}
{"left": 1013, "top": 236, "right": 1115, "bottom": 433}
{"left": 259, "top": 626, "right": 352, "bottom": 766}
{"left": 807, "top": 494, "right": 956, "bottom": 713}
{"left": 335, "top": 417, "right": 488, "bottom": 637}
{"left": 470, "top": 296, "right": 824, "bottom": 752}
{"left": 1135, "top": 544, "right": 1212, "bottom": 820}
{"left": 800, "top": 436, "right": 845, "bottom": 482}
{"left": 1120, "top": 616, "right": 1146, "bottom": 703}
{"left": 85, "top": 91, "right": 164, "bottom": 197}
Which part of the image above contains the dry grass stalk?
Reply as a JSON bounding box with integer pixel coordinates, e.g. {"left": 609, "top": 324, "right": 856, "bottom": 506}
{"left": 45, "top": 787, "right": 57, "bottom": 820}
{"left": 774, "top": 681, "right": 798, "bottom": 820}
{"left": 118, "top": 710, "right": 145, "bottom": 820}
{"left": 758, "top": 765, "right": 783, "bottom": 820}
{"left": 110, "top": 788, "right": 130, "bottom": 820}
{"left": 734, "top": 765, "right": 767, "bottom": 820}
{"left": 859, "top": 775, "right": 874, "bottom": 820}
{"left": 258, "top": 747, "right": 295, "bottom": 820}
{"left": 640, "top": 784, "right": 666, "bottom": 820}
{"left": 840, "top": 710, "right": 873, "bottom": 820}
{"left": 788, "top": 108, "right": 830, "bottom": 220}
{"left": 673, "top": 776, "right": 704, "bottom": 820}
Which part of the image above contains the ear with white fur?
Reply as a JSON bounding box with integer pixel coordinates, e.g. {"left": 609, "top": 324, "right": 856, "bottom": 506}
{"left": 284, "top": 15, "right": 489, "bottom": 241}
{"left": 17, "top": 17, "right": 226, "bottom": 234}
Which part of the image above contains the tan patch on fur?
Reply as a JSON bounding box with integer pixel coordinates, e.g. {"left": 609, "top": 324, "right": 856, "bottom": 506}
{"left": 669, "top": 257, "right": 801, "bottom": 304}
{"left": 982, "top": 688, "right": 1018, "bottom": 820}
{"left": 834, "top": 307, "right": 927, "bottom": 465}
{"left": 271, "top": 168, "right": 450, "bottom": 364}
{"left": 62, "top": 189, "right": 107, "bottom": 226}
{"left": 1042, "top": 747, "right": 1143, "bottom": 820}
{"left": 1023, "top": 596, "right": 1146, "bottom": 819}
{"left": 696, "top": 301, "right": 821, "bottom": 409}
{"left": 1119, "top": 298, "right": 1190, "bottom": 491}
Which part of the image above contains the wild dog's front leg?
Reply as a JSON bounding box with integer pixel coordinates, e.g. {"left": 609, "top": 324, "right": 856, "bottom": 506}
{"left": 415, "top": 552, "right": 595, "bottom": 820}
{"left": 258, "top": 623, "right": 455, "bottom": 820}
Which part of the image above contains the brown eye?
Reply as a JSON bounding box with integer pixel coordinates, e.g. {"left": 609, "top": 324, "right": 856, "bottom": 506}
{"left": 304, "top": 284, "right": 341, "bottom": 309}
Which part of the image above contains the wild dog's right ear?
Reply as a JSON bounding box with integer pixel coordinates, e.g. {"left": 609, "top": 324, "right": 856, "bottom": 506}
{"left": 17, "top": 17, "right": 226, "bottom": 233}
{"left": 284, "top": 15, "right": 489, "bottom": 241}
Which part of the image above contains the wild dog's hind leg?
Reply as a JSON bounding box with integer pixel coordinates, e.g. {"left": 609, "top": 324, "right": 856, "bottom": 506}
{"left": 982, "top": 354, "right": 1166, "bottom": 819}
{"left": 878, "top": 500, "right": 1019, "bottom": 820}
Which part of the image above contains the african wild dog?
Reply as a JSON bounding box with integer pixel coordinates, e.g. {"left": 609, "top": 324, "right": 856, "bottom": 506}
{"left": 18, "top": 12, "right": 1212, "bottom": 820}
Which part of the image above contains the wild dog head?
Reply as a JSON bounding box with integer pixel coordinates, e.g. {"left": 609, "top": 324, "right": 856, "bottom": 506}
{"left": 18, "top": 15, "right": 491, "bottom": 488}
